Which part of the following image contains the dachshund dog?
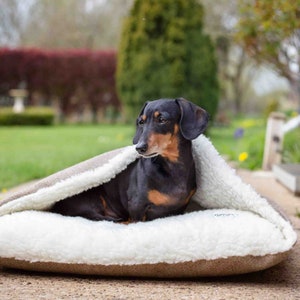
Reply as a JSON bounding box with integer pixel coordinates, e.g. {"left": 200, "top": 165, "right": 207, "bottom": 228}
{"left": 51, "top": 98, "right": 209, "bottom": 222}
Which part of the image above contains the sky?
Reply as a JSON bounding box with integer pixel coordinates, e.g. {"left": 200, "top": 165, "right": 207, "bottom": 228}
{"left": 253, "top": 68, "right": 289, "bottom": 96}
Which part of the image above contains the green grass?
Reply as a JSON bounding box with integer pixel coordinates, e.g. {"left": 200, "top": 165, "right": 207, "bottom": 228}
{"left": 0, "top": 116, "right": 298, "bottom": 191}
{"left": 0, "top": 124, "right": 134, "bottom": 190}
{"left": 208, "top": 117, "right": 266, "bottom": 170}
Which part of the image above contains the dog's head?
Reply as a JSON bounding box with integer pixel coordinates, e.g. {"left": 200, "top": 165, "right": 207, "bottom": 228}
{"left": 133, "top": 98, "right": 209, "bottom": 160}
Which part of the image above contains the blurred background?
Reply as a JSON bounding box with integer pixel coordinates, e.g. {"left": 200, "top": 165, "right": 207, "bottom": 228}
{"left": 0, "top": 0, "right": 299, "bottom": 190}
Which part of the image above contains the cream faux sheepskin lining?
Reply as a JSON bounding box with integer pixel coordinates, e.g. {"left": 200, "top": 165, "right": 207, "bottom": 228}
{"left": 0, "top": 135, "right": 297, "bottom": 277}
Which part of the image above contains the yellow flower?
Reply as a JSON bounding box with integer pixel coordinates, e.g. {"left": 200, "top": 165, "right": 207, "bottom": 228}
{"left": 1, "top": 188, "right": 7, "bottom": 194}
{"left": 116, "top": 133, "right": 124, "bottom": 141}
{"left": 239, "top": 152, "right": 248, "bottom": 162}
{"left": 240, "top": 119, "right": 256, "bottom": 128}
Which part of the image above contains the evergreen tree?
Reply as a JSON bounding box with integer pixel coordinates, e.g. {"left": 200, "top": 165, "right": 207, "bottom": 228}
{"left": 117, "top": 0, "right": 219, "bottom": 119}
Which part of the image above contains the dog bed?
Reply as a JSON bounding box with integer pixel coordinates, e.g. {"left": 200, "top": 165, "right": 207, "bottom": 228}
{"left": 0, "top": 135, "right": 297, "bottom": 277}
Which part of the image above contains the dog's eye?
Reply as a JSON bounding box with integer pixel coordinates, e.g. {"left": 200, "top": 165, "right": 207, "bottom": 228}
{"left": 138, "top": 119, "right": 145, "bottom": 126}
{"left": 158, "top": 116, "right": 167, "bottom": 124}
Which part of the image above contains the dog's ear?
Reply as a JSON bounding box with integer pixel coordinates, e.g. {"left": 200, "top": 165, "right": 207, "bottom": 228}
{"left": 175, "top": 98, "right": 209, "bottom": 140}
{"left": 133, "top": 101, "right": 149, "bottom": 144}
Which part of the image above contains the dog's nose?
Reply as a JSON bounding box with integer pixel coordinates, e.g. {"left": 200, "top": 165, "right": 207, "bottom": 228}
{"left": 136, "top": 143, "right": 148, "bottom": 154}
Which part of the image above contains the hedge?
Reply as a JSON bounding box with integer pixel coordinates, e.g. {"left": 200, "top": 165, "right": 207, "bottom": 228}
{"left": 0, "top": 107, "right": 55, "bottom": 126}
{"left": 0, "top": 48, "right": 119, "bottom": 122}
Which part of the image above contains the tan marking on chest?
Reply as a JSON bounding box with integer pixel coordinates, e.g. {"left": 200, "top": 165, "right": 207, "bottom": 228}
{"left": 148, "top": 190, "right": 175, "bottom": 206}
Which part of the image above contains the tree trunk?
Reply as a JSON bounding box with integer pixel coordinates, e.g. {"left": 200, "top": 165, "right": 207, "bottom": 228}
{"left": 288, "top": 76, "right": 300, "bottom": 110}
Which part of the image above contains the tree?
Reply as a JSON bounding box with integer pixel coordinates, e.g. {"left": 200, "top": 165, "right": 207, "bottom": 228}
{"left": 0, "top": 0, "right": 33, "bottom": 46}
{"left": 236, "top": 0, "right": 300, "bottom": 107}
{"left": 201, "top": 0, "right": 258, "bottom": 114}
{"left": 0, "top": 0, "right": 133, "bottom": 49}
{"left": 19, "top": 0, "right": 133, "bottom": 49}
{"left": 117, "top": 0, "right": 219, "bottom": 119}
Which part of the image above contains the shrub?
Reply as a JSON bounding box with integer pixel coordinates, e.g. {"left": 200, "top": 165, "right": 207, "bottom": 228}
{"left": 0, "top": 107, "right": 55, "bottom": 125}
{"left": 117, "top": 0, "right": 219, "bottom": 119}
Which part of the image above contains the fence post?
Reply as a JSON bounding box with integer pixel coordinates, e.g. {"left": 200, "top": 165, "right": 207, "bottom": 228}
{"left": 262, "top": 112, "right": 286, "bottom": 171}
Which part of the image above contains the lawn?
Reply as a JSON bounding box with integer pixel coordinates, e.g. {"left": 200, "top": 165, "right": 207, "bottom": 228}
{"left": 0, "top": 124, "right": 135, "bottom": 190}
{"left": 0, "top": 118, "right": 298, "bottom": 191}
{"left": 209, "top": 117, "right": 266, "bottom": 170}
{"left": 209, "top": 116, "right": 299, "bottom": 170}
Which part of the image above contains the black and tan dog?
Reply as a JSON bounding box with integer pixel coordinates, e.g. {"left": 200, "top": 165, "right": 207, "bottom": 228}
{"left": 51, "top": 98, "right": 208, "bottom": 222}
